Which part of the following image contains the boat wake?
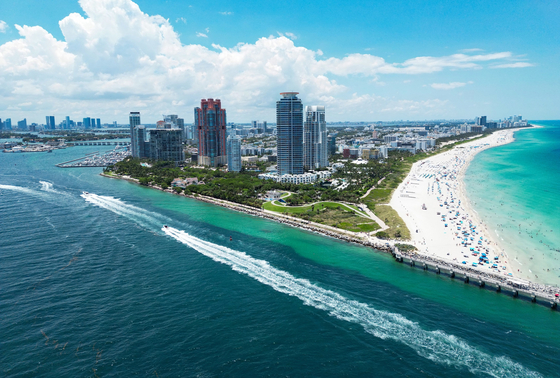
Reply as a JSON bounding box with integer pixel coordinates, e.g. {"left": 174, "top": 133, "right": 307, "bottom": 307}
{"left": 0, "top": 184, "right": 47, "bottom": 198}
{"left": 39, "top": 181, "right": 54, "bottom": 192}
{"left": 84, "top": 193, "right": 541, "bottom": 378}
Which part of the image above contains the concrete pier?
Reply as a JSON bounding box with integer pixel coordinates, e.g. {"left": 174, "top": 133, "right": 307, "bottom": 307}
{"left": 395, "top": 254, "right": 559, "bottom": 311}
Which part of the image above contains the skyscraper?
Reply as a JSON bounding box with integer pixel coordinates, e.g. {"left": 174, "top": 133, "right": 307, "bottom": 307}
{"left": 276, "top": 92, "right": 303, "bottom": 175}
{"left": 65, "top": 116, "right": 70, "bottom": 129}
{"left": 148, "top": 129, "right": 184, "bottom": 163}
{"left": 17, "top": 119, "right": 27, "bottom": 130}
{"left": 96, "top": 118, "right": 101, "bottom": 128}
{"left": 46, "top": 116, "right": 55, "bottom": 130}
{"left": 227, "top": 135, "right": 242, "bottom": 172}
{"left": 476, "top": 116, "right": 487, "bottom": 126}
{"left": 129, "top": 112, "right": 141, "bottom": 157}
{"left": 195, "top": 98, "right": 227, "bottom": 167}
{"left": 134, "top": 126, "right": 149, "bottom": 158}
{"left": 303, "top": 105, "right": 327, "bottom": 170}
{"left": 83, "top": 117, "right": 91, "bottom": 129}
{"left": 5, "top": 118, "right": 12, "bottom": 130}
{"left": 177, "top": 118, "right": 185, "bottom": 137}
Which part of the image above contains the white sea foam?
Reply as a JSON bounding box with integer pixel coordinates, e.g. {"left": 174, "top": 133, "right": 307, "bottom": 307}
{"left": 39, "top": 181, "right": 54, "bottom": 192}
{"left": 85, "top": 194, "right": 542, "bottom": 378}
{"left": 0, "top": 184, "right": 44, "bottom": 196}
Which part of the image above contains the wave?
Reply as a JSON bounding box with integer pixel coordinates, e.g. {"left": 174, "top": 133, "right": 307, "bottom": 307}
{"left": 84, "top": 193, "right": 541, "bottom": 378}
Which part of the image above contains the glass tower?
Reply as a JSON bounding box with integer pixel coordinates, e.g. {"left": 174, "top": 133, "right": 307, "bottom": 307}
{"left": 129, "top": 112, "right": 141, "bottom": 157}
{"left": 276, "top": 92, "right": 303, "bottom": 175}
{"left": 227, "top": 135, "right": 241, "bottom": 172}
{"left": 304, "top": 105, "right": 327, "bottom": 170}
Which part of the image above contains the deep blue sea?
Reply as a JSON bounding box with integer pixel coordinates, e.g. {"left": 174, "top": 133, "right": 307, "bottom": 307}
{"left": 1, "top": 138, "right": 559, "bottom": 377}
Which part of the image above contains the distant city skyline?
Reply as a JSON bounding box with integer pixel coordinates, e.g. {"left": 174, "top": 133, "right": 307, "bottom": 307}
{"left": 0, "top": 0, "right": 558, "bottom": 123}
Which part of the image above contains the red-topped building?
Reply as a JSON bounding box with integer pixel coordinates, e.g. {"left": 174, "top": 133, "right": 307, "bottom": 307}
{"left": 195, "top": 98, "right": 227, "bottom": 167}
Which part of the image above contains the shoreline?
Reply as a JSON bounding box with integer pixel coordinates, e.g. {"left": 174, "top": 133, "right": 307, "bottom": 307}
{"left": 389, "top": 127, "right": 559, "bottom": 295}
{"left": 100, "top": 161, "right": 560, "bottom": 302}
{"left": 391, "top": 130, "right": 518, "bottom": 272}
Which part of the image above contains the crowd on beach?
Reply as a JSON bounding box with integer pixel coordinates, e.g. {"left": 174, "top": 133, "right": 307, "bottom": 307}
{"left": 393, "top": 132, "right": 518, "bottom": 274}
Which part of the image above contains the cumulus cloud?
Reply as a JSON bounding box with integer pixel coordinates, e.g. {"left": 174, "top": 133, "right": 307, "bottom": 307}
{"left": 0, "top": 20, "right": 8, "bottom": 33}
{"left": 196, "top": 32, "right": 208, "bottom": 38}
{"left": 431, "top": 81, "right": 472, "bottom": 90}
{"left": 0, "top": 0, "right": 533, "bottom": 122}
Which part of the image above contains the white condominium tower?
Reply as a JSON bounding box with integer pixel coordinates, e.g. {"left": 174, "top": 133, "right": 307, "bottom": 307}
{"left": 304, "top": 105, "right": 327, "bottom": 170}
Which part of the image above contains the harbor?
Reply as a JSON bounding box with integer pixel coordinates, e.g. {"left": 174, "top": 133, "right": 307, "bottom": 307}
{"left": 56, "top": 147, "right": 130, "bottom": 168}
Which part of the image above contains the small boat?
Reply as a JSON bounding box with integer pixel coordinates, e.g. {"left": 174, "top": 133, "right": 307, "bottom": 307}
{"left": 82, "top": 191, "right": 89, "bottom": 195}
{"left": 229, "top": 236, "right": 232, "bottom": 241}
{"left": 164, "top": 225, "right": 168, "bottom": 228}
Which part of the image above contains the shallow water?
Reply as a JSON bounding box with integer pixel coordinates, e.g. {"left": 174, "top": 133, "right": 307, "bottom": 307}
{"left": 465, "top": 121, "right": 560, "bottom": 286}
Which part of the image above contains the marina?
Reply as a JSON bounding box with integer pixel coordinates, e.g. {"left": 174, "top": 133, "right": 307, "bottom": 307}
{"left": 56, "top": 147, "right": 130, "bottom": 168}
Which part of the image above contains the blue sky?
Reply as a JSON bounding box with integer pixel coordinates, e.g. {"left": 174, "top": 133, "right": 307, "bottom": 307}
{"left": 0, "top": 0, "right": 558, "bottom": 123}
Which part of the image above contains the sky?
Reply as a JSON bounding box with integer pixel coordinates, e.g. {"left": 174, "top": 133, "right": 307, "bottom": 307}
{"left": 0, "top": 0, "right": 558, "bottom": 124}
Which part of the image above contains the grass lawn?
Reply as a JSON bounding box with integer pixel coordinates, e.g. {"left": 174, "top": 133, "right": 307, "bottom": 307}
{"left": 362, "top": 188, "right": 393, "bottom": 203}
{"left": 263, "top": 201, "right": 380, "bottom": 233}
{"left": 373, "top": 205, "right": 410, "bottom": 240}
{"left": 264, "top": 201, "right": 352, "bottom": 214}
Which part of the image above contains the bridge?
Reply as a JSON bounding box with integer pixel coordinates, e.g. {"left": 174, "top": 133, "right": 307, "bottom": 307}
{"left": 67, "top": 141, "right": 130, "bottom": 146}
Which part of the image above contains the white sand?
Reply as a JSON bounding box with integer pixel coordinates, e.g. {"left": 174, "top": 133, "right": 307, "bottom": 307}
{"left": 390, "top": 130, "right": 519, "bottom": 278}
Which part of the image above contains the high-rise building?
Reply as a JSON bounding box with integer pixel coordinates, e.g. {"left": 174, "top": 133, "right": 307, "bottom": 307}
{"left": 303, "top": 105, "right": 328, "bottom": 170}
{"left": 83, "top": 117, "right": 91, "bottom": 129}
{"left": 96, "top": 118, "right": 101, "bottom": 128}
{"left": 327, "top": 134, "right": 337, "bottom": 156}
{"left": 227, "top": 135, "right": 242, "bottom": 172}
{"left": 189, "top": 123, "right": 198, "bottom": 143}
{"left": 46, "top": 116, "right": 55, "bottom": 130}
{"left": 65, "top": 116, "right": 70, "bottom": 129}
{"left": 0, "top": 118, "right": 3, "bottom": 130}
{"left": 177, "top": 118, "right": 185, "bottom": 137}
{"left": 476, "top": 116, "right": 487, "bottom": 126}
{"left": 195, "top": 98, "right": 227, "bottom": 167}
{"left": 129, "top": 112, "right": 141, "bottom": 157}
{"left": 134, "top": 126, "right": 149, "bottom": 158}
{"left": 148, "top": 129, "right": 184, "bottom": 163}
{"left": 17, "top": 118, "right": 27, "bottom": 130}
{"left": 5, "top": 118, "right": 12, "bottom": 130}
{"left": 276, "top": 92, "right": 303, "bottom": 175}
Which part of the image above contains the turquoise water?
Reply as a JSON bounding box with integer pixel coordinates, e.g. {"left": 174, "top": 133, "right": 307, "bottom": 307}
{"left": 465, "top": 121, "right": 560, "bottom": 285}
{"left": 1, "top": 145, "right": 559, "bottom": 377}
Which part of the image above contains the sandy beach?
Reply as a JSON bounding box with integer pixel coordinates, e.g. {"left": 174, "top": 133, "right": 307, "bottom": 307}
{"left": 391, "top": 129, "right": 521, "bottom": 278}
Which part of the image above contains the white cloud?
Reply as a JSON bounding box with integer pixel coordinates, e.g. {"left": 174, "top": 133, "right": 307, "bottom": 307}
{"left": 0, "top": 20, "right": 8, "bottom": 33}
{"left": 285, "top": 32, "right": 297, "bottom": 40}
{"left": 0, "top": 0, "right": 533, "bottom": 122}
{"left": 176, "top": 17, "right": 186, "bottom": 24}
{"left": 219, "top": 11, "right": 233, "bottom": 15}
{"left": 430, "top": 81, "right": 472, "bottom": 90}
{"left": 196, "top": 32, "right": 208, "bottom": 38}
{"left": 491, "top": 62, "right": 534, "bottom": 68}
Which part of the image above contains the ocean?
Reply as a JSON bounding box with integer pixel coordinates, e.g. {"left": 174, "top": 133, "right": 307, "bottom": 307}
{"left": 465, "top": 121, "right": 560, "bottom": 286}
{"left": 1, "top": 139, "right": 559, "bottom": 377}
